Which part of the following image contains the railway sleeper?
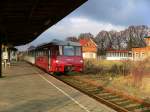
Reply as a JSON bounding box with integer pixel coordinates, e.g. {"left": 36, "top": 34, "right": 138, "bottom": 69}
{"left": 97, "top": 92, "right": 115, "bottom": 97}
{"left": 116, "top": 100, "right": 133, "bottom": 105}
{"left": 102, "top": 95, "right": 120, "bottom": 100}
{"left": 77, "top": 84, "right": 96, "bottom": 89}
{"left": 57, "top": 77, "right": 150, "bottom": 112}
{"left": 133, "top": 106, "right": 150, "bottom": 112}
{"left": 64, "top": 80, "right": 89, "bottom": 87}
{"left": 118, "top": 101, "right": 137, "bottom": 107}
{"left": 92, "top": 94, "right": 130, "bottom": 112}
{"left": 75, "top": 85, "right": 96, "bottom": 91}
{"left": 73, "top": 82, "right": 92, "bottom": 87}
{"left": 65, "top": 79, "right": 83, "bottom": 84}
{"left": 109, "top": 98, "right": 128, "bottom": 102}
{"left": 85, "top": 88, "right": 100, "bottom": 93}
{"left": 60, "top": 78, "right": 149, "bottom": 112}
{"left": 126, "top": 105, "right": 144, "bottom": 112}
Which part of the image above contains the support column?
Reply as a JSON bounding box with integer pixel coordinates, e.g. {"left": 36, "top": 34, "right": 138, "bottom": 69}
{"left": 0, "top": 32, "right": 7, "bottom": 78}
{"left": 0, "top": 43, "right": 2, "bottom": 77}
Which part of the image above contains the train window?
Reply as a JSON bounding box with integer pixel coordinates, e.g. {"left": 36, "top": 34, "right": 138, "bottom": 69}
{"left": 43, "top": 51, "right": 44, "bottom": 56}
{"left": 36, "top": 51, "right": 39, "bottom": 56}
{"left": 75, "top": 47, "right": 81, "bottom": 56}
{"left": 45, "top": 50, "right": 48, "bottom": 56}
{"left": 44, "top": 51, "right": 45, "bottom": 56}
{"left": 63, "top": 46, "right": 74, "bottom": 56}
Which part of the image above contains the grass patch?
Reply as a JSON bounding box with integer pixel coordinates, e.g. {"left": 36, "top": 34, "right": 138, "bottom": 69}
{"left": 78, "top": 58, "right": 150, "bottom": 99}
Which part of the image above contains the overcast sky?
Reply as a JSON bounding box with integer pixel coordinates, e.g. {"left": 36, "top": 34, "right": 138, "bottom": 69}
{"left": 17, "top": 0, "right": 150, "bottom": 51}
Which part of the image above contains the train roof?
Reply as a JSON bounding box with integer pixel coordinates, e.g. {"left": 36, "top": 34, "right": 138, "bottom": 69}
{"left": 51, "top": 39, "right": 81, "bottom": 46}
{"left": 36, "top": 39, "right": 81, "bottom": 49}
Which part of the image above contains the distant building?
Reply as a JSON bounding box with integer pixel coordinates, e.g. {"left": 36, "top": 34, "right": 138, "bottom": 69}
{"left": 132, "top": 36, "right": 150, "bottom": 61}
{"left": 106, "top": 49, "right": 132, "bottom": 61}
{"left": 79, "top": 38, "right": 97, "bottom": 59}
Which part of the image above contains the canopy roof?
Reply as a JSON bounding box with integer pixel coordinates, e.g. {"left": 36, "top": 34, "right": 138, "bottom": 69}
{"left": 0, "top": 0, "right": 87, "bottom": 46}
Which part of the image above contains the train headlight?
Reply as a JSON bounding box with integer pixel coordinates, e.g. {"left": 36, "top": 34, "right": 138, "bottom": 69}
{"left": 55, "top": 60, "right": 59, "bottom": 63}
{"left": 80, "top": 60, "right": 83, "bottom": 63}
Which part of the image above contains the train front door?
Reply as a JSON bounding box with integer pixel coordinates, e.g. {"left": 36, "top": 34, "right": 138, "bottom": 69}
{"left": 48, "top": 49, "right": 51, "bottom": 70}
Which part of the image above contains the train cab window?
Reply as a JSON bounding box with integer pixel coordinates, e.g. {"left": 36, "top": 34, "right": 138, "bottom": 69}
{"left": 75, "top": 47, "right": 81, "bottom": 56}
{"left": 63, "top": 46, "right": 74, "bottom": 56}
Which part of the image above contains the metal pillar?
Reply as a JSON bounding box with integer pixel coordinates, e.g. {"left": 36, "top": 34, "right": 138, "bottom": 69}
{"left": 0, "top": 43, "right": 2, "bottom": 77}
{"left": 0, "top": 32, "right": 7, "bottom": 78}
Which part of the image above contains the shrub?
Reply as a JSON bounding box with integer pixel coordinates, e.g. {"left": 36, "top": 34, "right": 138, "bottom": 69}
{"left": 83, "top": 59, "right": 131, "bottom": 76}
{"left": 131, "top": 57, "right": 150, "bottom": 87}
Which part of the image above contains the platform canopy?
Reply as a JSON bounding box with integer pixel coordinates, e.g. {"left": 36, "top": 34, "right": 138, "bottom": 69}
{"left": 0, "top": 0, "right": 87, "bottom": 46}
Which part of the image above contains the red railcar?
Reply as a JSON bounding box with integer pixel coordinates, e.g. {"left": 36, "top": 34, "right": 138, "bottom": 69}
{"left": 34, "top": 39, "right": 83, "bottom": 73}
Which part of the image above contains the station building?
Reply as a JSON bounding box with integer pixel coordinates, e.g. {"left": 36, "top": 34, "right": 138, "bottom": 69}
{"left": 79, "top": 38, "right": 97, "bottom": 59}
{"left": 106, "top": 50, "right": 132, "bottom": 61}
{"left": 132, "top": 36, "right": 150, "bottom": 61}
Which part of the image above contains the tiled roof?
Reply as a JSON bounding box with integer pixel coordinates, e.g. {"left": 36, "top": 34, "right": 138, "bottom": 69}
{"left": 79, "top": 39, "right": 89, "bottom": 45}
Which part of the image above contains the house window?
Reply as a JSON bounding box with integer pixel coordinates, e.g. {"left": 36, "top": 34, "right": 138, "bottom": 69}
{"left": 141, "top": 52, "right": 145, "bottom": 57}
{"left": 89, "top": 53, "right": 94, "bottom": 58}
{"left": 120, "top": 53, "right": 122, "bottom": 57}
{"left": 135, "top": 53, "right": 139, "bottom": 57}
{"left": 124, "top": 53, "right": 126, "bottom": 57}
{"left": 123, "top": 53, "right": 125, "bottom": 57}
{"left": 116, "top": 52, "right": 118, "bottom": 57}
{"left": 108, "top": 53, "right": 110, "bottom": 57}
{"left": 113, "top": 52, "right": 115, "bottom": 57}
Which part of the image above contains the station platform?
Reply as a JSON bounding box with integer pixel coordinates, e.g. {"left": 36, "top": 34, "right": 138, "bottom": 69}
{"left": 1, "top": 61, "right": 116, "bottom": 112}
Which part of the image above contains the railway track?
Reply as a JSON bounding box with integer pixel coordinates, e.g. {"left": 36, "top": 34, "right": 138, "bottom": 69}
{"left": 54, "top": 75, "right": 150, "bottom": 112}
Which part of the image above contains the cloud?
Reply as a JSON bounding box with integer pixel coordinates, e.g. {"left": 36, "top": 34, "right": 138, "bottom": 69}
{"left": 17, "top": 0, "right": 150, "bottom": 51}
{"left": 45, "top": 17, "right": 125, "bottom": 37}
{"left": 71, "top": 0, "right": 150, "bottom": 26}
{"left": 17, "top": 17, "right": 125, "bottom": 51}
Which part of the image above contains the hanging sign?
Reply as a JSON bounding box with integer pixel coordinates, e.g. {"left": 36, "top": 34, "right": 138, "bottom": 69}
{"left": 3, "top": 52, "right": 8, "bottom": 60}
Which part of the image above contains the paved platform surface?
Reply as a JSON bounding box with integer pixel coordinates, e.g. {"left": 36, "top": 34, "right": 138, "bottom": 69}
{"left": 1, "top": 61, "right": 116, "bottom": 112}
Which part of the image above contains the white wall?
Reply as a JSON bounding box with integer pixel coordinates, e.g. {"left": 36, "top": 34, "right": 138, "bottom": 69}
{"left": 83, "top": 52, "right": 96, "bottom": 59}
{"left": 106, "top": 56, "right": 130, "bottom": 60}
{"left": 106, "top": 52, "right": 132, "bottom": 60}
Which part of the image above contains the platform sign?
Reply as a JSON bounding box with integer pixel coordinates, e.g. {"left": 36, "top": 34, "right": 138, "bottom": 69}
{"left": 3, "top": 52, "right": 8, "bottom": 60}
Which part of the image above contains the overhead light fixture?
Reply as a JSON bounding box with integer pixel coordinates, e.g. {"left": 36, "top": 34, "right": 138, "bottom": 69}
{"left": 33, "top": 32, "right": 38, "bottom": 36}
{"left": 44, "top": 19, "right": 51, "bottom": 25}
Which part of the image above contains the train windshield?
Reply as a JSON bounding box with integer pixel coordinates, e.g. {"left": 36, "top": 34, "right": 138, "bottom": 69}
{"left": 63, "top": 46, "right": 81, "bottom": 56}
